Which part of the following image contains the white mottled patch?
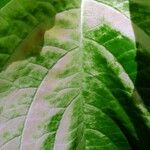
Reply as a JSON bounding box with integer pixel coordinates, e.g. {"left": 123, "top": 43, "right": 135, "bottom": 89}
{"left": 83, "top": 0, "right": 135, "bottom": 40}
{"left": 20, "top": 49, "right": 77, "bottom": 150}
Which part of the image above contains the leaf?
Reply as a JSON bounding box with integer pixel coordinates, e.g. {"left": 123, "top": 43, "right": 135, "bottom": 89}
{"left": 0, "top": 0, "right": 149, "bottom": 150}
{"left": 0, "top": 0, "right": 11, "bottom": 9}
{"left": 0, "top": 0, "right": 81, "bottom": 149}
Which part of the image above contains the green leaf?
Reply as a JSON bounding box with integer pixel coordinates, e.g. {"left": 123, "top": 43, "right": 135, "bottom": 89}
{"left": 0, "top": 0, "right": 149, "bottom": 150}
{"left": 0, "top": 0, "right": 11, "bottom": 9}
